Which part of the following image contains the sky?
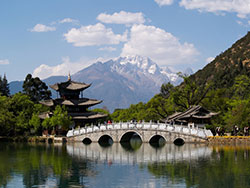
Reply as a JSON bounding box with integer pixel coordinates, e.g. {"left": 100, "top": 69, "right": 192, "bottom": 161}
{"left": 0, "top": 0, "right": 249, "bottom": 81}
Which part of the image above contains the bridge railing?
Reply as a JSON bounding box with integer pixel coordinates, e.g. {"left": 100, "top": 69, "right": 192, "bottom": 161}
{"left": 67, "top": 122, "right": 213, "bottom": 138}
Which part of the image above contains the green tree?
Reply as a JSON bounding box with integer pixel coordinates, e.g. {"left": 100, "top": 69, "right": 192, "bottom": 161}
{"left": 0, "top": 74, "right": 10, "bottom": 96}
{"left": 172, "top": 75, "right": 211, "bottom": 110}
{"left": 160, "top": 82, "right": 174, "bottom": 98}
{"left": 0, "top": 95, "right": 14, "bottom": 136}
{"left": 223, "top": 99, "right": 250, "bottom": 131}
{"left": 146, "top": 94, "right": 175, "bottom": 121}
{"left": 42, "top": 105, "right": 72, "bottom": 132}
{"left": 23, "top": 74, "right": 51, "bottom": 102}
{"left": 29, "top": 113, "right": 41, "bottom": 133}
{"left": 232, "top": 75, "right": 250, "bottom": 99}
{"left": 9, "top": 93, "right": 35, "bottom": 135}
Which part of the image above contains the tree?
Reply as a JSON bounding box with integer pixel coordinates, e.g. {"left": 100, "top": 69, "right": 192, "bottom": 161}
{"left": 160, "top": 82, "right": 174, "bottom": 98}
{"left": 42, "top": 105, "right": 72, "bottom": 132}
{"left": 0, "top": 74, "right": 10, "bottom": 96}
{"left": 146, "top": 94, "right": 175, "bottom": 121}
{"left": 23, "top": 74, "right": 51, "bottom": 102}
{"left": 9, "top": 93, "right": 35, "bottom": 135}
{"left": 172, "top": 75, "right": 211, "bottom": 110}
{"left": 223, "top": 99, "right": 250, "bottom": 131}
{"left": 29, "top": 113, "right": 41, "bottom": 133}
{"left": 0, "top": 95, "right": 14, "bottom": 136}
{"left": 232, "top": 75, "right": 250, "bottom": 100}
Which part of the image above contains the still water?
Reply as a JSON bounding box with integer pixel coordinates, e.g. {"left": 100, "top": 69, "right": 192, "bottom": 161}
{"left": 0, "top": 141, "right": 250, "bottom": 188}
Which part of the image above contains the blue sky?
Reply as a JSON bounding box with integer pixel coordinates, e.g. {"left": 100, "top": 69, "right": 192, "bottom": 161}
{"left": 0, "top": 0, "right": 249, "bottom": 81}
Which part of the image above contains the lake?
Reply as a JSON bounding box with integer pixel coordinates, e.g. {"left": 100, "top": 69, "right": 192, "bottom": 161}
{"left": 0, "top": 141, "right": 250, "bottom": 188}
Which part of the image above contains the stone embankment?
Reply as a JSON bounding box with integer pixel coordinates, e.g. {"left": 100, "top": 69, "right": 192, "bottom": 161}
{"left": 208, "top": 136, "right": 250, "bottom": 144}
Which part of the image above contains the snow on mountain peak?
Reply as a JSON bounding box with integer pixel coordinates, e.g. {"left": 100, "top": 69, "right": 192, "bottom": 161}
{"left": 115, "top": 55, "right": 160, "bottom": 75}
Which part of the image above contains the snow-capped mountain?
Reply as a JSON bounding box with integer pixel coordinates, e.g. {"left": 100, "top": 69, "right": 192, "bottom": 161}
{"left": 71, "top": 55, "right": 191, "bottom": 111}
{"left": 10, "top": 55, "right": 193, "bottom": 112}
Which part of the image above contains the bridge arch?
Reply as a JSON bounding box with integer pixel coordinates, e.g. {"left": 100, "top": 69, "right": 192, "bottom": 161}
{"left": 82, "top": 137, "right": 92, "bottom": 144}
{"left": 119, "top": 131, "right": 143, "bottom": 143}
{"left": 149, "top": 135, "right": 166, "bottom": 146}
{"left": 98, "top": 134, "right": 114, "bottom": 146}
{"left": 173, "top": 137, "right": 185, "bottom": 145}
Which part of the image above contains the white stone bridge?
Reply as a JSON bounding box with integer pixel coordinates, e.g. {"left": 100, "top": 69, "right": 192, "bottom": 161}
{"left": 67, "top": 122, "right": 213, "bottom": 144}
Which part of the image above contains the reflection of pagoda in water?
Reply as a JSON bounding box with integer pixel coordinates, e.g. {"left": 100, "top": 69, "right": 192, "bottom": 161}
{"left": 40, "top": 75, "right": 107, "bottom": 127}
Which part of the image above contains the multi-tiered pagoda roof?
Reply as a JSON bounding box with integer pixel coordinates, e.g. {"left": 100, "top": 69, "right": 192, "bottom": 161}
{"left": 39, "top": 76, "right": 107, "bottom": 125}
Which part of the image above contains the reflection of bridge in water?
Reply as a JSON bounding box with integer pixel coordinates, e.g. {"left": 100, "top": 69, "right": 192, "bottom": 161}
{"left": 67, "top": 122, "right": 213, "bottom": 144}
{"left": 66, "top": 143, "right": 213, "bottom": 164}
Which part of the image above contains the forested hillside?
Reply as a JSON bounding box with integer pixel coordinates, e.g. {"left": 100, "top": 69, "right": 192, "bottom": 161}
{"left": 190, "top": 32, "right": 250, "bottom": 88}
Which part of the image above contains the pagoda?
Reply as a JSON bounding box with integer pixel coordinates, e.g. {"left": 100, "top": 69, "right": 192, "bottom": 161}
{"left": 39, "top": 75, "right": 107, "bottom": 127}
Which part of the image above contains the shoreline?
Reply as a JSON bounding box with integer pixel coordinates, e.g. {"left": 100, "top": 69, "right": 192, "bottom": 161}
{"left": 208, "top": 136, "right": 250, "bottom": 144}
{"left": 0, "top": 136, "right": 67, "bottom": 143}
{"left": 1, "top": 136, "right": 250, "bottom": 144}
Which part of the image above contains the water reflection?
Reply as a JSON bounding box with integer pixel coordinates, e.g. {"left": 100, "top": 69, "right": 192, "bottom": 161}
{"left": 1, "top": 143, "right": 250, "bottom": 188}
{"left": 67, "top": 143, "right": 212, "bottom": 164}
{"left": 0, "top": 143, "right": 96, "bottom": 188}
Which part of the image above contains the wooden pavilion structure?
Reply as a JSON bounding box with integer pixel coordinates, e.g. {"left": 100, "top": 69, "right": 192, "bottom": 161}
{"left": 163, "top": 105, "right": 218, "bottom": 128}
{"left": 39, "top": 75, "right": 107, "bottom": 127}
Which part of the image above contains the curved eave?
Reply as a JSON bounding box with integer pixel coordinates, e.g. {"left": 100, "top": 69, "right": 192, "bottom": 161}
{"left": 78, "top": 100, "right": 102, "bottom": 107}
{"left": 39, "top": 99, "right": 54, "bottom": 107}
{"left": 67, "top": 82, "right": 91, "bottom": 91}
{"left": 72, "top": 113, "right": 108, "bottom": 120}
{"left": 49, "top": 82, "right": 91, "bottom": 91}
{"left": 54, "top": 99, "right": 102, "bottom": 106}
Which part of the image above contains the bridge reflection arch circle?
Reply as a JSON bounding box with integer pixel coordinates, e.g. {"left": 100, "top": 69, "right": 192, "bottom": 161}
{"left": 82, "top": 137, "right": 92, "bottom": 145}
{"left": 149, "top": 134, "right": 166, "bottom": 146}
{"left": 173, "top": 137, "right": 185, "bottom": 145}
{"left": 119, "top": 130, "right": 143, "bottom": 143}
{"left": 98, "top": 134, "right": 114, "bottom": 146}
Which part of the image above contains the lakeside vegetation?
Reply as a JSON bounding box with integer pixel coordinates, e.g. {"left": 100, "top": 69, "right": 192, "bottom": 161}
{"left": 0, "top": 74, "right": 71, "bottom": 137}
{"left": 0, "top": 33, "right": 249, "bottom": 137}
{"left": 0, "top": 72, "right": 249, "bottom": 137}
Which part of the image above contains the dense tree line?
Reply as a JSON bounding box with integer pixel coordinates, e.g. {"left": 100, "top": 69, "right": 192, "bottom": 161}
{"left": 0, "top": 73, "right": 249, "bottom": 137}
{"left": 111, "top": 74, "right": 250, "bottom": 134}
{"left": 0, "top": 74, "right": 71, "bottom": 136}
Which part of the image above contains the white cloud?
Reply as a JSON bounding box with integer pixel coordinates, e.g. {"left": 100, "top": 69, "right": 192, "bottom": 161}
{"left": 30, "top": 24, "right": 56, "bottom": 32}
{"left": 179, "top": 0, "right": 250, "bottom": 18}
{"left": 206, "top": 57, "right": 215, "bottom": 63}
{"left": 59, "top": 18, "right": 79, "bottom": 24}
{"left": 97, "top": 11, "right": 145, "bottom": 25}
{"left": 0, "top": 59, "right": 10, "bottom": 65}
{"left": 99, "top": 46, "right": 117, "bottom": 52}
{"left": 121, "top": 24, "right": 198, "bottom": 66}
{"left": 64, "top": 23, "right": 127, "bottom": 47}
{"left": 33, "top": 57, "right": 93, "bottom": 79}
{"left": 154, "top": 0, "right": 174, "bottom": 6}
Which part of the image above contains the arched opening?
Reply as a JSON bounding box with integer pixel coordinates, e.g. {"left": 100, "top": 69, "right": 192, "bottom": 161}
{"left": 82, "top": 138, "right": 92, "bottom": 145}
{"left": 47, "top": 138, "right": 53, "bottom": 144}
{"left": 174, "top": 138, "right": 185, "bottom": 146}
{"left": 149, "top": 135, "right": 166, "bottom": 148}
{"left": 98, "top": 135, "right": 113, "bottom": 147}
{"left": 120, "top": 132, "right": 142, "bottom": 151}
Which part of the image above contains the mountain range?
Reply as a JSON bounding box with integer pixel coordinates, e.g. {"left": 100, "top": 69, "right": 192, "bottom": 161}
{"left": 10, "top": 56, "right": 191, "bottom": 112}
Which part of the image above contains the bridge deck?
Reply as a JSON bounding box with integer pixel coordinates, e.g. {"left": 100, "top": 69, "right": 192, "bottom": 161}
{"left": 67, "top": 122, "right": 213, "bottom": 142}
